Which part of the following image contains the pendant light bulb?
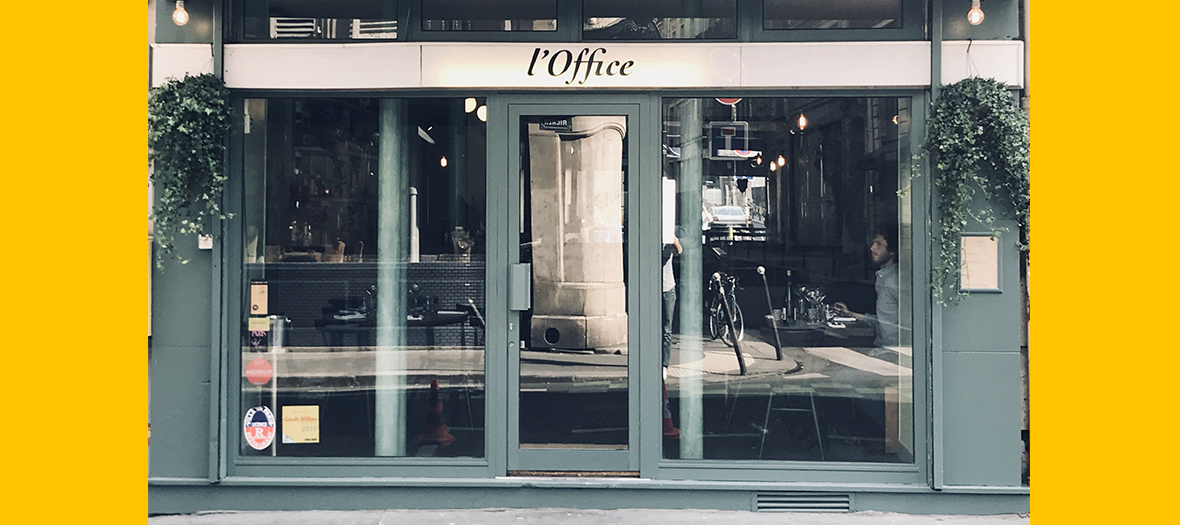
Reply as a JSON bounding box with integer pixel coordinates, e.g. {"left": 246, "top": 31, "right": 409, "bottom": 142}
{"left": 464, "top": 98, "right": 477, "bottom": 113}
{"left": 776, "top": 155, "right": 785, "bottom": 167}
{"left": 797, "top": 113, "right": 808, "bottom": 131}
{"left": 968, "top": 0, "right": 985, "bottom": 25}
{"left": 172, "top": 0, "right": 190, "bottom": 26}
{"left": 440, "top": 156, "right": 448, "bottom": 168}
{"left": 476, "top": 105, "right": 487, "bottom": 122}
{"left": 769, "top": 163, "right": 777, "bottom": 172}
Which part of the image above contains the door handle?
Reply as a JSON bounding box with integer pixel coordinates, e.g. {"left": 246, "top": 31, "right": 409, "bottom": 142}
{"left": 508, "top": 263, "right": 532, "bottom": 311}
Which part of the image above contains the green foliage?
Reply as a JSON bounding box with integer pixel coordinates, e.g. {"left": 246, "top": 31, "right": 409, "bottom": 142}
{"left": 922, "top": 77, "right": 1030, "bottom": 304}
{"left": 148, "top": 73, "right": 232, "bottom": 267}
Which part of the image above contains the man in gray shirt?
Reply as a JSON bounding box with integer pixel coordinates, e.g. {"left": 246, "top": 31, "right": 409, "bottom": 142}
{"left": 834, "top": 230, "right": 900, "bottom": 348}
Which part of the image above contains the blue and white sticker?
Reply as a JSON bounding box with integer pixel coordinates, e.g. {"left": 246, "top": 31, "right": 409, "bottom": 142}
{"left": 243, "top": 406, "right": 276, "bottom": 450}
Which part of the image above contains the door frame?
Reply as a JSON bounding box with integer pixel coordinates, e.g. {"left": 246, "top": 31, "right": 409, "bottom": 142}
{"left": 487, "top": 94, "right": 661, "bottom": 474}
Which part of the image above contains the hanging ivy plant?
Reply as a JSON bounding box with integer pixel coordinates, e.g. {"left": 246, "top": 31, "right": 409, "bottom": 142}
{"left": 148, "top": 73, "right": 232, "bottom": 267}
{"left": 923, "top": 77, "right": 1030, "bottom": 303}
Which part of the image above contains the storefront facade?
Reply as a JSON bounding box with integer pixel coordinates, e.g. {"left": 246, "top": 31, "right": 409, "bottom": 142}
{"left": 149, "top": 0, "right": 1028, "bottom": 515}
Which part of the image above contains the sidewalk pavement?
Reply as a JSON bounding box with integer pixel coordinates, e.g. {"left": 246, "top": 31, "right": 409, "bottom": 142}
{"left": 149, "top": 508, "right": 1029, "bottom": 525}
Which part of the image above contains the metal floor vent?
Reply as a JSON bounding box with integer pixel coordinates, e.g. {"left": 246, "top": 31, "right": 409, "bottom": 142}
{"left": 754, "top": 492, "right": 851, "bottom": 512}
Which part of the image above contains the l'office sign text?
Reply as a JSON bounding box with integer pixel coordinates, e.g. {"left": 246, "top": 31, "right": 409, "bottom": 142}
{"left": 527, "top": 47, "right": 634, "bottom": 85}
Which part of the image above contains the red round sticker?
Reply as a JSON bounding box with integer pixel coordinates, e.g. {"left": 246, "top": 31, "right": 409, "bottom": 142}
{"left": 245, "top": 358, "right": 273, "bottom": 385}
{"left": 243, "top": 406, "right": 276, "bottom": 450}
{"left": 716, "top": 98, "right": 742, "bottom": 105}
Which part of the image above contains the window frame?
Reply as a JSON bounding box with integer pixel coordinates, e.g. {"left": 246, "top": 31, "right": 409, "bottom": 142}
{"left": 231, "top": 0, "right": 405, "bottom": 43}
{"left": 217, "top": 89, "right": 931, "bottom": 487}
{"left": 404, "top": 0, "right": 579, "bottom": 42}
{"left": 643, "top": 90, "right": 928, "bottom": 482}
{"left": 221, "top": 92, "right": 503, "bottom": 480}
{"left": 745, "top": 0, "right": 927, "bottom": 42}
{"left": 225, "top": 0, "right": 929, "bottom": 43}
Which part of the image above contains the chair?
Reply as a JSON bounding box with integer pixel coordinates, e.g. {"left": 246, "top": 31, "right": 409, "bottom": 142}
{"left": 324, "top": 241, "right": 345, "bottom": 263}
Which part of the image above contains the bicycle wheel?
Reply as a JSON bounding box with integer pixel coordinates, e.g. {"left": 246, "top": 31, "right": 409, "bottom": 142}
{"left": 728, "top": 300, "right": 744, "bottom": 345}
{"left": 708, "top": 295, "right": 725, "bottom": 341}
{"left": 714, "top": 296, "right": 744, "bottom": 348}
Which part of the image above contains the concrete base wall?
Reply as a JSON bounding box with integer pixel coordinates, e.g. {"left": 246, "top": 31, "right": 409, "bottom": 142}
{"left": 149, "top": 483, "right": 1028, "bottom": 516}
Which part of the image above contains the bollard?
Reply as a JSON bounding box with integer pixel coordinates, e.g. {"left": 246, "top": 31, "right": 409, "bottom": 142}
{"left": 757, "top": 266, "right": 784, "bottom": 361}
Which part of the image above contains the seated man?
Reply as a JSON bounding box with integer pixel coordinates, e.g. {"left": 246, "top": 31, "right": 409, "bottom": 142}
{"left": 834, "top": 229, "right": 899, "bottom": 349}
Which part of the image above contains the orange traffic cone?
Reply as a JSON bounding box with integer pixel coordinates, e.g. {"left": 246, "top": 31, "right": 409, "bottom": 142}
{"left": 418, "top": 379, "right": 456, "bottom": 446}
{"left": 662, "top": 380, "right": 680, "bottom": 439}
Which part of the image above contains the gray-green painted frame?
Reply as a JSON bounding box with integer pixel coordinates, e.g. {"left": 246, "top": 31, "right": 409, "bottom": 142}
{"left": 208, "top": 89, "right": 936, "bottom": 486}
{"left": 224, "top": 0, "right": 930, "bottom": 43}
{"left": 496, "top": 97, "right": 649, "bottom": 472}
{"left": 218, "top": 94, "right": 498, "bottom": 480}
{"left": 641, "top": 89, "right": 933, "bottom": 487}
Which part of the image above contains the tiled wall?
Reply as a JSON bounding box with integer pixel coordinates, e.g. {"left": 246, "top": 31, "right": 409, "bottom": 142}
{"left": 248, "top": 259, "right": 486, "bottom": 348}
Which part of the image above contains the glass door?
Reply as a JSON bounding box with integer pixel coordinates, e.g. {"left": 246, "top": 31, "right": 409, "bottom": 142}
{"left": 505, "top": 103, "right": 642, "bottom": 473}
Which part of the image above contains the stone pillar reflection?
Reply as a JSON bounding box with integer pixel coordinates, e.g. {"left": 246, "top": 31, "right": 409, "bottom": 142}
{"left": 527, "top": 116, "right": 628, "bottom": 351}
{"left": 449, "top": 102, "right": 468, "bottom": 231}
{"left": 678, "top": 99, "right": 705, "bottom": 459}
{"left": 375, "top": 99, "right": 409, "bottom": 456}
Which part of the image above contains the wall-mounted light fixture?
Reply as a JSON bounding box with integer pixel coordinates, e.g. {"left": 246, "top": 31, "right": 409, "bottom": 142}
{"left": 797, "top": 113, "right": 808, "bottom": 131}
{"left": 464, "top": 98, "right": 477, "bottom": 113}
{"left": 172, "top": 0, "right": 190, "bottom": 26}
{"left": 968, "top": 0, "right": 985, "bottom": 25}
{"left": 476, "top": 105, "right": 487, "bottom": 122}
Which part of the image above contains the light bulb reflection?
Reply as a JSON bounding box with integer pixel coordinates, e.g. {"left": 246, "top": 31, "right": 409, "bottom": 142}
{"left": 172, "top": 1, "right": 190, "bottom": 26}
{"left": 797, "top": 113, "right": 808, "bottom": 131}
{"left": 476, "top": 105, "right": 487, "bottom": 122}
{"left": 440, "top": 156, "right": 448, "bottom": 167}
{"left": 464, "top": 98, "right": 477, "bottom": 113}
{"left": 968, "top": 0, "right": 985, "bottom": 25}
{"left": 776, "top": 155, "right": 785, "bottom": 167}
{"left": 769, "top": 163, "right": 777, "bottom": 172}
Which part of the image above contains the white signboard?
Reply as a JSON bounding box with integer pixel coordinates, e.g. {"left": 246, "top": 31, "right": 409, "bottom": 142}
{"left": 421, "top": 43, "right": 743, "bottom": 88}
{"left": 214, "top": 41, "right": 1024, "bottom": 90}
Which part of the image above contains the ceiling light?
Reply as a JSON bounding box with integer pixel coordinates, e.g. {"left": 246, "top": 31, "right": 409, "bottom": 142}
{"left": 172, "top": 1, "right": 190, "bottom": 26}
{"left": 968, "top": 0, "right": 985, "bottom": 25}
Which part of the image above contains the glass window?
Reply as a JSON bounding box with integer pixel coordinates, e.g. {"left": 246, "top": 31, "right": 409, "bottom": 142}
{"left": 660, "top": 97, "right": 914, "bottom": 463}
{"left": 240, "top": 97, "right": 488, "bottom": 458}
{"left": 242, "top": 0, "right": 399, "bottom": 40}
{"left": 422, "top": 0, "right": 558, "bottom": 32}
{"left": 516, "top": 114, "right": 631, "bottom": 450}
{"left": 583, "top": 0, "right": 737, "bottom": 40}
{"left": 763, "top": 0, "right": 901, "bottom": 30}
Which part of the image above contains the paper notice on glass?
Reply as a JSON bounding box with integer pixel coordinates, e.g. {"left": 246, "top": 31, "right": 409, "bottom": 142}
{"left": 281, "top": 405, "right": 320, "bottom": 444}
{"left": 960, "top": 235, "right": 1000, "bottom": 291}
{"left": 248, "top": 316, "right": 270, "bottom": 332}
{"left": 250, "top": 282, "right": 268, "bottom": 315}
